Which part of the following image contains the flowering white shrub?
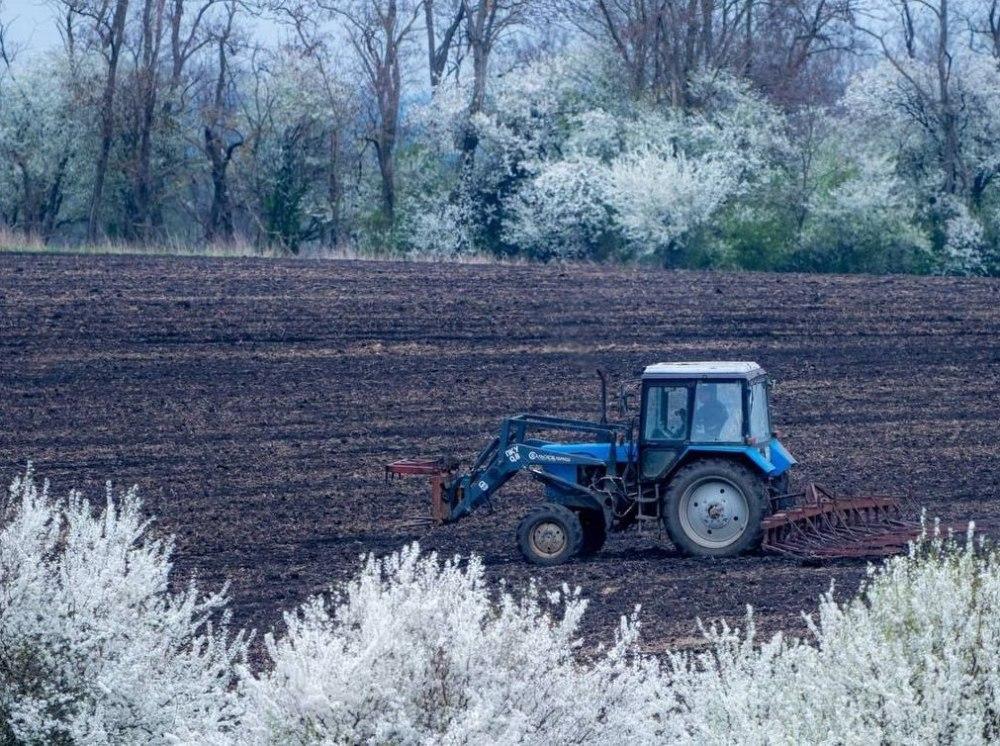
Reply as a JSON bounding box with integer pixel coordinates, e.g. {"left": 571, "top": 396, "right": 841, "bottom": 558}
{"left": 0, "top": 467, "right": 247, "bottom": 745}
{"left": 842, "top": 52, "right": 1000, "bottom": 274}
{"left": 6, "top": 465, "right": 1000, "bottom": 745}
{"left": 846, "top": 54, "right": 1000, "bottom": 201}
{"left": 503, "top": 156, "right": 616, "bottom": 260}
{"left": 0, "top": 53, "right": 97, "bottom": 235}
{"left": 939, "top": 200, "right": 988, "bottom": 276}
{"left": 401, "top": 198, "right": 479, "bottom": 258}
{"left": 798, "top": 158, "right": 930, "bottom": 273}
{"left": 607, "top": 149, "right": 736, "bottom": 258}
{"left": 239, "top": 543, "right": 665, "bottom": 744}
{"left": 661, "top": 526, "right": 1000, "bottom": 744}
{"left": 240, "top": 527, "right": 1000, "bottom": 745}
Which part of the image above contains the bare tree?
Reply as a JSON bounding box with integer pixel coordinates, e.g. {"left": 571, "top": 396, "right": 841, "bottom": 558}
{"left": 424, "top": 0, "right": 465, "bottom": 87}
{"left": 458, "top": 0, "right": 530, "bottom": 156}
{"left": 263, "top": 2, "right": 363, "bottom": 246}
{"left": 329, "top": 0, "right": 422, "bottom": 223}
{"left": 168, "top": 0, "right": 223, "bottom": 94}
{"left": 855, "top": 0, "right": 962, "bottom": 195}
{"left": 557, "top": 0, "right": 746, "bottom": 105}
{"left": 748, "top": 1, "right": 857, "bottom": 105}
{"left": 0, "top": 1, "right": 16, "bottom": 69}
{"left": 202, "top": 1, "right": 243, "bottom": 241}
{"left": 58, "top": 0, "right": 131, "bottom": 242}
{"left": 557, "top": 0, "right": 855, "bottom": 107}
{"left": 124, "top": 0, "right": 168, "bottom": 239}
{"left": 968, "top": 0, "right": 1000, "bottom": 60}
{"left": 123, "top": 0, "right": 227, "bottom": 240}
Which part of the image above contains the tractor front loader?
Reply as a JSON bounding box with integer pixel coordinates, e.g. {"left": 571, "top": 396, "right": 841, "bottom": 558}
{"left": 386, "top": 362, "right": 937, "bottom": 565}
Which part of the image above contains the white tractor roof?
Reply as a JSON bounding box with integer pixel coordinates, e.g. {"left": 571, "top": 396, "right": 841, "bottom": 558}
{"left": 642, "top": 361, "right": 765, "bottom": 379}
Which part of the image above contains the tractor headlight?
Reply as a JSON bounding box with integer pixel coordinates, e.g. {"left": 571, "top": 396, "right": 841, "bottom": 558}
{"left": 762, "top": 444, "right": 772, "bottom": 461}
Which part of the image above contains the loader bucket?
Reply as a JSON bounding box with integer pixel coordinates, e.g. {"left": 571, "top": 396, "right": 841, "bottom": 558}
{"left": 761, "top": 483, "right": 927, "bottom": 558}
{"left": 385, "top": 457, "right": 459, "bottom": 524}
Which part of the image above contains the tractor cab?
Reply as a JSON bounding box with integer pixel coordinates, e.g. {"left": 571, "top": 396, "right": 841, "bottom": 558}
{"left": 637, "top": 362, "right": 793, "bottom": 484}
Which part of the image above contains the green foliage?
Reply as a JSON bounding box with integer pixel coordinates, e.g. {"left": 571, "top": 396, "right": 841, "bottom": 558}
{"left": 262, "top": 127, "right": 314, "bottom": 254}
{"left": 713, "top": 204, "right": 799, "bottom": 272}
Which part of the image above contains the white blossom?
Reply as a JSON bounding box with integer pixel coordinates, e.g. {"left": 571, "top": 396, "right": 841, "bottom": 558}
{"left": 0, "top": 467, "right": 247, "bottom": 745}
{"left": 6, "top": 466, "right": 1000, "bottom": 744}
{"left": 502, "top": 156, "right": 615, "bottom": 260}
{"left": 238, "top": 543, "right": 666, "bottom": 744}
{"left": 606, "top": 149, "right": 736, "bottom": 256}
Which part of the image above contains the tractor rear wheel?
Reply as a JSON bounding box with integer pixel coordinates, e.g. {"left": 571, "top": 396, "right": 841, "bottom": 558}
{"left": 577, "top": 510, "right": 607, "bottom": 556}
{"left": 662, "top": 459, "right": 768, "bottom": 557}
{"left": 517, "top": 503, "right": 583, "bottom": 566}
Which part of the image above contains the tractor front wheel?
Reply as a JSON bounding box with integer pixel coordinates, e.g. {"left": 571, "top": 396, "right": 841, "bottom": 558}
{"left": 662, "top": 459, "right": 767, "bottom": 557}
{"left": 517, "top": 503, "right": 583, "bottom": 566}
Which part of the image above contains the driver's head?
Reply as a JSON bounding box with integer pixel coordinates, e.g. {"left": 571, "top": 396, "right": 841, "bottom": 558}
{"left": 697, "top": 385, "right": 718, "bottom": 404}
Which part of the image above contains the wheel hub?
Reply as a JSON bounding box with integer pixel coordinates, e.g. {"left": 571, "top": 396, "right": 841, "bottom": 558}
{"left": 679, "top": 478, "right": 750, "bottom": 549}
{"left": 530, "top": 521, "right": 566, "bottom": 557}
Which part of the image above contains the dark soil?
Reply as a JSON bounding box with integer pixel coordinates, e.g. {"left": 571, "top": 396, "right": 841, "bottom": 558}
{"left": 2, "top": 254, "right": 998, "bottom": 655}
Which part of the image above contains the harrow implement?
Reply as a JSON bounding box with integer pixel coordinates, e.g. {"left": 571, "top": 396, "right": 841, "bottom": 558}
{"left": 761, "top": 483, "right": 923, "bottom": 558}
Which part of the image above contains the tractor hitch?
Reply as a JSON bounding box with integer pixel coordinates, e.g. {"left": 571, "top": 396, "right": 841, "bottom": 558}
{"left": 385, "top": 457, "right": 460, "bottom": 524}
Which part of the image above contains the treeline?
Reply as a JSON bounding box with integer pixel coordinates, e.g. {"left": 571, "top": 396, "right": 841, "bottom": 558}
{"left": 0, "top": 0, "right": 999, "bottom": 275}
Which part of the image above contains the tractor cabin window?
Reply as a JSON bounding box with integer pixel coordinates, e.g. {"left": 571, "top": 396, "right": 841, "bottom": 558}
{"left": 749, "top": 381, "right": 770, "bottom": 443}
{"left": 692, "top": 382, "right": 743, "bottom": 442}
{"left": 643, "top": 385, "right": 689, "bottom": 441}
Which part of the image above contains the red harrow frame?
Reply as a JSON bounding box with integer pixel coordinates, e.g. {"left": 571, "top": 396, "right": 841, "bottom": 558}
{"left": 761, "top": 483, "right": 924, "bottom": 558}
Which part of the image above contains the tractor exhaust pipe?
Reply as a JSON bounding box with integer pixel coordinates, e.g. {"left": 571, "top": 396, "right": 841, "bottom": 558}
{"left": 597, "top": 369, "right": 609, "bottom": 425}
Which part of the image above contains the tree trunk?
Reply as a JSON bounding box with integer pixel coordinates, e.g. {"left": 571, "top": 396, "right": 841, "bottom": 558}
{"left": 88, "top": 0, "right": 130, "bottom": 243}
{"left": 425, "top": 0, "right": 438, "bottom": 87}
{"left": 204, "top": 128, "right": 240, "bottom": 242}
{"left": 426, "top": 0, "right": 465, "bottom": 88}
{"left": 376, "top": 140, "right": 396, "bottom": 223}
{"left": 376, "top": 0, "right": 402, "bottom": 223}
{"left": 327, "top": 130, "right": 342, "bottom": 247}
{"left": 203, "top": 6, "right": 240, "bottom": 242}
{"left": 134, "top": 0, "right": 166, "bottom": 241}
{"left": 459, "top": 45, "right": 488, "bottom": 163}
{"left": 936, "top": 0, "right": 961, "bottom": 195}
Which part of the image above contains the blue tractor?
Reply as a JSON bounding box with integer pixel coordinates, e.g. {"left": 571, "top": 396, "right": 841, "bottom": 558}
{"left": 389, "top": 361, "right": 808, "bottom": 565}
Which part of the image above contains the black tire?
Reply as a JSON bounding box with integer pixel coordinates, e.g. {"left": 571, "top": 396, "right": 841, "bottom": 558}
{"left": 662, "top": 459, "right": 768, "bottom": 557}
{"left": 516, "top": 503, "right": 583, "bottom": 566}
{"left": 577, "top": 510, "right": 607, "bottom": 556}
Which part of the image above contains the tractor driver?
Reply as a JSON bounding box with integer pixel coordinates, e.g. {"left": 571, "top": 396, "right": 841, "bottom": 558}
{"left": 693, "top": 384, "right": 735, "bottom": 441}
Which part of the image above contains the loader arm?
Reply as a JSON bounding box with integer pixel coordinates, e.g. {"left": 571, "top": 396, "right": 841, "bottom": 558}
{"left": 387, "top": 414, "right": 631, "bottom": 524}
{"left": 450, "top": 442, "right": 610, "bottom": 520}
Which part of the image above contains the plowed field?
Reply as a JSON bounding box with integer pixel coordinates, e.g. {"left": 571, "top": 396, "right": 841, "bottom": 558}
{"left": 2, "top": 253, "right": 998, "bottom": 653}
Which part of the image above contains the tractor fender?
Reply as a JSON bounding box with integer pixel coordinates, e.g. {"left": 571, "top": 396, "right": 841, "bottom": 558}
{"left": 530, "top": 471, "right": 613, "bottom": 526}
{"left": 666, "top": 445, "right": 778, "bottom": 482}
{"left": 542, "top": 485, "right": 607, "bottom": 513}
